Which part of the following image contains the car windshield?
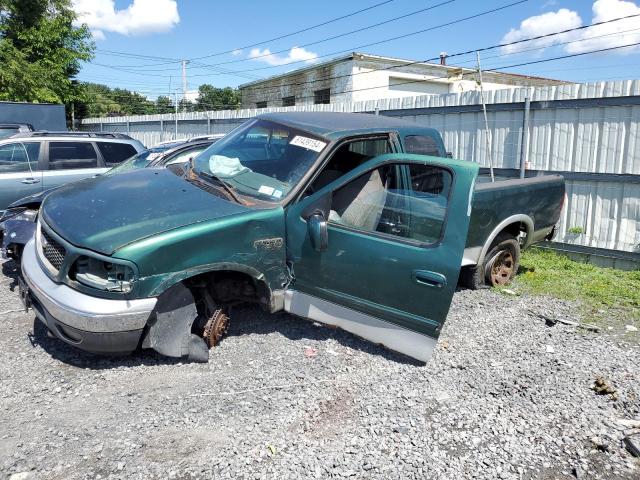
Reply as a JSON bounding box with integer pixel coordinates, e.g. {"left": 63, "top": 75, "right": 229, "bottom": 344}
{"left": 0, "top": 128, "right": 19, "bottom": 140}
{"left": 191, "top": 119, "right": 327, "bottom": 202}
{"left": 105, "top": 147, "right": 170, "bottom": 175}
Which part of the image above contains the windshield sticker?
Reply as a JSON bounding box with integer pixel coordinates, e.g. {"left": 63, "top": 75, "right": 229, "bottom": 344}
{"left": 272, "top": 189, "right": 283, "bottom": 198}
{"left": 258, "top": 185, "right": 275, "bottom": 196}
{"left": 290, "top": 135, "right": 327, "bottom": 152}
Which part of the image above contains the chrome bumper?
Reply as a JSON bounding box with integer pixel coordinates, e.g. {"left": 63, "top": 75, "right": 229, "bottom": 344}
{"left": 21, "top": 238, "right": 157, "bottom": 334}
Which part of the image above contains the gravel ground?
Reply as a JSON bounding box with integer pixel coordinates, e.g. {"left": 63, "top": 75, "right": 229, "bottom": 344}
{"left": 0, "top": 258, "right": 639, "bottom": 480}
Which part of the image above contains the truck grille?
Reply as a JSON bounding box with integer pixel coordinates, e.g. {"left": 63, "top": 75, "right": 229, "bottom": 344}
{"left": 41, "top": 229, "right": 66, "bottom": 271}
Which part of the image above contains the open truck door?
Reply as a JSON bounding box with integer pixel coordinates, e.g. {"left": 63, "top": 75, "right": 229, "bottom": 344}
{"left": 284, "top": 153, "right": 478, "bottom": 362}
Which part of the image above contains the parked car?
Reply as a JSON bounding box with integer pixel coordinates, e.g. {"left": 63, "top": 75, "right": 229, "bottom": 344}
{"left": 1, "top": 139, "right": 217, "bottom": 262}
{"left": 20, "top": 113, "right": 564, "bottom": 364}
{"left": 0, "top": 123, "right": 34, "bottom": 139}
{"left": 0, "top": 131, "right": 145, "bottom": 215}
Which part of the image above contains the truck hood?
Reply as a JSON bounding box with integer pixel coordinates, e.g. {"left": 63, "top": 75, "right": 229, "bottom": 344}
{"left": 41, "top": 168, "right": 250, "bottom": 255}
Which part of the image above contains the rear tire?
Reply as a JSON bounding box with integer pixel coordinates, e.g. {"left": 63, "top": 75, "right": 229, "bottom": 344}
{"left": 483, "top": 234, "right": 520, "bottom": 287}
{"left": 459, "top": 265, "right": 484, "bottom": 290}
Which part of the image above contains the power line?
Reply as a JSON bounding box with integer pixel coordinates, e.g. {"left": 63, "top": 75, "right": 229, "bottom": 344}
{"left": 89, "top": 0, "right": 529, "bottom": 81}
{"left": 229, "top": 15, "right": 640, "bottom": 97}
{"left": 83, "top": 39, "right": 640, "bottom": 112}
{"left": 189, "top": 0, "right": 454, "bottom": 68}
{"left": 92, "top": 0, "right": 398, "bottom": 68}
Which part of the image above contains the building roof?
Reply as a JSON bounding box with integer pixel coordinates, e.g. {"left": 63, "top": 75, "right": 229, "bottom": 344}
{"left": 238, "top": 51, "right": 569, "bottom": 90}
{"left": 258, "top": 111, "right": 440, "bottom": 139}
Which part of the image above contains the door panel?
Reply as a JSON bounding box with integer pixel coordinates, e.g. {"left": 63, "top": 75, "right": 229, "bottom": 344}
{"left": 285, "top": 153, "right": 478, "bottom": 360}
{"left": 43, "top": 141, "right": 107, "bottom": 189}
{"left": 0, "top": 142, "right": 43, "bottom": 212}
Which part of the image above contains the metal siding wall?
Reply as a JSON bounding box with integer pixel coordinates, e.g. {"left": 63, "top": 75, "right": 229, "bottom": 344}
{"left": 80, "top": 81, "right": 640, "bottom": 259}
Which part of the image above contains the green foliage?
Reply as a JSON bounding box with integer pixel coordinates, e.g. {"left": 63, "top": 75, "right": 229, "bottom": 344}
{"left": 516, "top": 248, "right": 640, "bottom": 324}
{"left": 196, "top": 85, "right": 240, "bottom": 111}
{"left": 568, "top": 226, "right": 584, "bottom": 234}
{"left": 0, "top": 0, "right": 94, "bottom": 105}
{"left": 78, "top": 83, "right": 241, "bottom": 119}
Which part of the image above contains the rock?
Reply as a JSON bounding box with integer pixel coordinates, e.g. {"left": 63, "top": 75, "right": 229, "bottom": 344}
{"left": 9, "top": 473, "right": 31, "bottom": 480}
{"left": 625, "top": 325, "right": 638, "bottom": 333}
{"left": 592, "top": 376, "right": 616, "bottom": 396}
{"left": 624, "top": 435, "right": 640, "bottom": 457}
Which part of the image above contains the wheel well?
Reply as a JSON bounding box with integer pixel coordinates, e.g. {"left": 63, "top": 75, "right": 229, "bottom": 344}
{"left": 182, "top": 270, "right": 271, "bottom": 309}
{"left": 500, "top": 221, "right": 528, "bottom": 240}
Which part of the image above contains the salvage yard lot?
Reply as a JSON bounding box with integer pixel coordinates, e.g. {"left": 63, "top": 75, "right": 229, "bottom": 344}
{"left": 0, "top": 257, "right": 638, "bottom": 480}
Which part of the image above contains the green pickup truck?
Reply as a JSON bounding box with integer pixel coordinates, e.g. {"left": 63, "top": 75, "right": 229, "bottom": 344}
{"left": 21, "top": 113, "right": 564, "bottom": 363}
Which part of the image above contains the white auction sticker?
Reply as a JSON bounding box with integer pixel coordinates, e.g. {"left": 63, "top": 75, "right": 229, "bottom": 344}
{"left": 290, "top": 135, "right": 327, "bottom": 152}
{"left": 272, "top": 189, "right": 283, "bottom": 198}
{"left": 258, "top": 185, "right": 275, "bottom": 195}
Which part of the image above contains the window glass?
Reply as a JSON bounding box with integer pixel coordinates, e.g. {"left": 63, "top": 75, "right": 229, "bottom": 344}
{"left": 97, "top": 142, "right": 137, "bottom": 166}
{"left": 49, "top": 142, "right": 98, "bottom": 170}
{"left": 404, "top": 135, "right": 442, "bottom": 157}
{"left": 309, "top": 137, "right": 392, "bottom": 192}
{"left": 329, "top": 163, "right": 452, "bottom": 245}
{"left": 282, "top": 96, "right": 295, "bottom": 107}
{"left": 192, "top": 119, "right": 326, "bottom": 201}
{"left": 164, "top": 146, "right": 207, "bottom": 166}
{"left": 0, "top": 142, "right": 39, "bottom": 172}
{"left": 314, "top": 88, "right": 330, "bottom": 105}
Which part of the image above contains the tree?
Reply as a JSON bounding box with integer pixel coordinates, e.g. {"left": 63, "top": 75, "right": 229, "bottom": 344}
{"left": 0, "top": 0, "right": 94, "bottom": 107}
{"left": 155, "top": 95, "right": 174, "bottom": 114}
{"left": 195, "top": 85, "right": 240, "bottom": 111}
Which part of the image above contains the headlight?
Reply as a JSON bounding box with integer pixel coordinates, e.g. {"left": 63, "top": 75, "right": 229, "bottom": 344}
{"left": 0, "top": 208, "right": 38, "bottom": 224}
{"left": 71, "top": 256, "right": 136, "bottom": 293}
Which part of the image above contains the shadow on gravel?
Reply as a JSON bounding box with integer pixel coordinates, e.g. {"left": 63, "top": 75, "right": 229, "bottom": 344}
{"left": 29, "top": 318, "right": 184, "bottom": 370}
{"left": 2, "top": 259, "right": 19, "bottom": 291}
{"left": 226, "top": 305, "right": 425, "bottom": 366}
{"left": 28, "top": 304, "right": 423, "bottom": 369}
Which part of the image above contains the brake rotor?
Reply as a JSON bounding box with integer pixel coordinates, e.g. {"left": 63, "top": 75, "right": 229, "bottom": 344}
{"left": 202, "top": 309, "right": 229, "bottom": 348}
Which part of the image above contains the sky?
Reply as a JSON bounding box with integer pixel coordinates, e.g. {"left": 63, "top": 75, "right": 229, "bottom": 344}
{"left": 73, "top": 0, "right": 640, "bottom": 100}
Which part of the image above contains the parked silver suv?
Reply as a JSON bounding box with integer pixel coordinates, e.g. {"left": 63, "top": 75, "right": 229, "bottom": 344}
{"left": 0, "top": 132, "right": 145, "bottom": 214}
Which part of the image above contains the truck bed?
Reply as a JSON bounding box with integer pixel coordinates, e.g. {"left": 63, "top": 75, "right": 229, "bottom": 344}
{"left": 464, "top": 174, "right": 565, "bottom": 264}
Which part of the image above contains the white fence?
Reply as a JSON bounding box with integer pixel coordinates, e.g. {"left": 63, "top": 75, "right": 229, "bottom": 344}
{"left": 82, "top": 80, "right": 640, "bottom": 267}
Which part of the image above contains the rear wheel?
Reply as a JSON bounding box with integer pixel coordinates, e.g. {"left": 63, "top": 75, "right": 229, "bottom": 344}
{"left": 483, "top": 234, "right": 520, "bottom": 287}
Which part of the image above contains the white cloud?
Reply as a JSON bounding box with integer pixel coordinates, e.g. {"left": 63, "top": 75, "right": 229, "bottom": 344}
{"left": 566, "top": 0, "right": 640, "bottom": 54}
{"left": 500, "top": 8, "right": 582, "bottom": 54}
{"left": 231, "top": 49, "right": 243, "bottom": 56}
{"left": 501, "top": 0, "right": 640, "bottom": 56}
{"left": 248, "top": 46, "right": 319, "bottom": 66}
{"left": 72, "top": 0, "right": 180, "bottom": 39}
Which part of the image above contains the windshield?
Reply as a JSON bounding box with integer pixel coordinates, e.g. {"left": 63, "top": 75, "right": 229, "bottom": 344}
{"left": 192, "top": 119, "right": 327, "bottom": 202}
{"left": 0, "top": 128, "right": 19, "bottom": 140}
{"left": 105, "top": 147, "right": 170, "bottom": 175}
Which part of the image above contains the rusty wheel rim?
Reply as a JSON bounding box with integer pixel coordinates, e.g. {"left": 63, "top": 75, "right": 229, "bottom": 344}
{"left": 490, "top": 251, "right": 514, "bottom": 286}
{"left": 203, "top": 309, "right": 229, "bottom": 348}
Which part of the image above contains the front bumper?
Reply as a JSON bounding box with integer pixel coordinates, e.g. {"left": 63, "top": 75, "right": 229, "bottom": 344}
{"left": 21, "top": 238, "right": 157, "bottom": 355}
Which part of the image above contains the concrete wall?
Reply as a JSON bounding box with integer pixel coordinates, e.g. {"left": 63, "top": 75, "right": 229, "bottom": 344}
{"left": 81, "top": 80, "right": 640, "bottom": 267}
{"left": 0, "top": 102, "right": 66, "bottom": 130}
{"left": 240, "top": 61, "right": 354, "bottom": 108}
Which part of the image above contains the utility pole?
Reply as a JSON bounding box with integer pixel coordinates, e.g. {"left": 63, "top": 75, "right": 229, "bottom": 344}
{"left": 174, "top": 92, "right": 179, "bottom": 139}
{"left": 181, "top": 60, "right": 189, "bottom": 112}
{"left": 476, "top": 51, "right": 495, "bottom": 182}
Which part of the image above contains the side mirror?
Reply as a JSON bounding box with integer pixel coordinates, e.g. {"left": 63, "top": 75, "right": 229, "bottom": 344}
{"left": 307, "top": 213, "right": 328, "bottom": 252}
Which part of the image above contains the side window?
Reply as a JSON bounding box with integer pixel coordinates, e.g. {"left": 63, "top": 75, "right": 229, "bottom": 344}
{"left": 97, "top": 142, "right": 137, "bottom": 166}
{"left": 309, "top": 137, "right": 392, "bottom": 192}
{"left": 404, "top": 135, "right": 442, "bottom": 157}
{"left": 328, "top": 163, "right": 452, "bottom": 245}
{"left": 0, "top": 142, "right": 40, "bottom": 173}
{"left": 48, "top": 142, "right": 98, "bottom": 170}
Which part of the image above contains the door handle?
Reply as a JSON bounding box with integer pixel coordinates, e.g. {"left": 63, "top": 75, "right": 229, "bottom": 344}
{"left": 412, "top": 270, "right": 447, "bottom": 288}
{"left": 21, "top": 178, "right": 40, "bottom": 184}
